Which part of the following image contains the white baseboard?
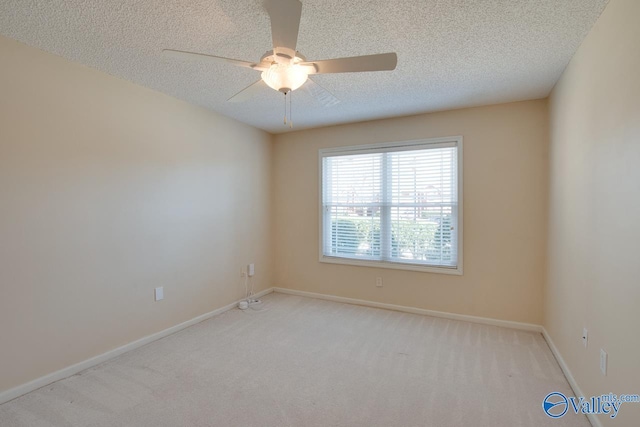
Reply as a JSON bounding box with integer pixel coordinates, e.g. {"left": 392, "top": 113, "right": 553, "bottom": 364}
{"left": 273, "top": 287, "right": 542, "bottom": 332}
{"left": 542, "top": 328, "right": 601, "bottom": 427}
{"left": 0, "top": 287, "right": 274, "bottom": 405}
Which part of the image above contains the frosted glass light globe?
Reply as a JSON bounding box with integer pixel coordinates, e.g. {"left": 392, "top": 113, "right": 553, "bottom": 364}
{"left": 261, "top": 63, "right": 309, "bottom": 93}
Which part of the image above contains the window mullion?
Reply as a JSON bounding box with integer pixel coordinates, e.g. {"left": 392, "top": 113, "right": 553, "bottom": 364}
{"left": 380, "top": 153, "right": 392, "bottom": 261}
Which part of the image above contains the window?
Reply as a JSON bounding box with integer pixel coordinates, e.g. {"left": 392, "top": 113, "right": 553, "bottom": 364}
{"left": 320, "top": 137, "right": 462, "bottom": 274}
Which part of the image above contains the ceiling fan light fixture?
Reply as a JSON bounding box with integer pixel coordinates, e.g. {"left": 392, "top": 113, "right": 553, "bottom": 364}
{"left": 261, "top": 63, "right": 309, "bottom": 93}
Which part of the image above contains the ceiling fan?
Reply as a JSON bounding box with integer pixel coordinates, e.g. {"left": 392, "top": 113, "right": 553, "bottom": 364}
{"left": 162, "top": 0, "right": 397, "bottom": 125}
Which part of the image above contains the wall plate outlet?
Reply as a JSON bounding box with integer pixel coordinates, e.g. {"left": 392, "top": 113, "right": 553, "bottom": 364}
{"left": 600, "top": 349, "right": 607, "bottom": 375}
{"left": 582, "top": 328, "right": 588, "bottom": 348}
{"left": 248, "top": 263, "right": 255, "bottom": 277}
{"left": 154, "top": 286, "right": 164, "bottom": 301}
{"left": 375, "top": 277, "right": 383, "bottom": 287}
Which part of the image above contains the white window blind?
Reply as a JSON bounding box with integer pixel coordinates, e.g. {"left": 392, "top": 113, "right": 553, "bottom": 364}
{"left": 320, "top": 138, "right": 462, "bottom": 273}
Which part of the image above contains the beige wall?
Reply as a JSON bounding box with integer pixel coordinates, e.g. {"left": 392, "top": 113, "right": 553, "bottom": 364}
{"left": 545, "top": 0, "right": 640, "bottom": 425}
{"left": 0, "top": 36, "right": 273, "bottom": 393}
{"left": 273, "top": 100, "right": 549, "bottom": 324}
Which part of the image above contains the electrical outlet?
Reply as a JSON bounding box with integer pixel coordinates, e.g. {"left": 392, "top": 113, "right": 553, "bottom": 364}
{"left": 154, "top": 287, "right": 164, "bottom": 301}
{"left": 376, "top": 277, "right": 383, "bottom": 287}
{"left": 600, "top": 349, "right": 607, "bottom": 375}
{"left": 582, "top": 328, "right": 588, "bottom": 348}
{"left": 248, "top": 263, "right": 255, "bottom": 277}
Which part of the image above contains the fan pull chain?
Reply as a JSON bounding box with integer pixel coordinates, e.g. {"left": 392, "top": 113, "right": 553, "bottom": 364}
{"left": 283, "top": 92, "right": 287, "bottom": 125}
{"left": 289, "top": 90, "right": 293, "bottom": 128}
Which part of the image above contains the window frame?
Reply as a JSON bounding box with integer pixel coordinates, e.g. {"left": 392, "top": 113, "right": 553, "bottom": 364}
{"left": 318, "top": 136, "right": 463, "bottom": 275}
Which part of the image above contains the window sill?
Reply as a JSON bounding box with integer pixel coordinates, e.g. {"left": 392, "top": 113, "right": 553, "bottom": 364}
{"left": 319, "top": 255, "right": 463, "bottom": 275}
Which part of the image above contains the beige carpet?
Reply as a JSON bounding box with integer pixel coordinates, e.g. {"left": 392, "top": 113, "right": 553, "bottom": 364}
{"left": 0, "top": 293, "right": 589, "bottom": 426}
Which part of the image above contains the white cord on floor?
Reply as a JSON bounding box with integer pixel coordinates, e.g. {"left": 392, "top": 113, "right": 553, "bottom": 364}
{"left": 244, "top": 273, "right": 249, "bottom": 300}
{"left": 241, "top": 269, "right": 265, "bottom": 310}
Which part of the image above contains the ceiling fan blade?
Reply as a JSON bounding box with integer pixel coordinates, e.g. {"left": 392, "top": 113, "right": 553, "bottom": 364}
{"left": 264, "top": 0, "right": 302, "bottom": 59}
{"left": 162, "top": 49, "right": 266, "bottom": 70}
{"left": 302, "top": 78, "right": 340, "bottom": 107}
{"left": 227, "top": 80, "right": 267, "bottom": 103}
{"left": 301, "top": 53, "right": 398, "bottom": 74}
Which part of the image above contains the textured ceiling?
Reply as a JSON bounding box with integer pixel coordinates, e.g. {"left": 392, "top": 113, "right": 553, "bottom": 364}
{"left": 0, "top": 0, "right": 608, "bottom": 133}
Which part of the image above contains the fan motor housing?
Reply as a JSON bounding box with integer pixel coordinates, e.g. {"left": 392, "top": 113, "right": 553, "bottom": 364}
{"left": 260, "top": 50, "right": 307, "bottom": 66}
